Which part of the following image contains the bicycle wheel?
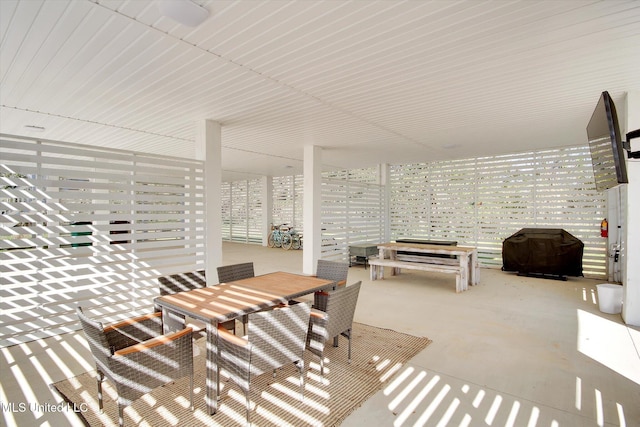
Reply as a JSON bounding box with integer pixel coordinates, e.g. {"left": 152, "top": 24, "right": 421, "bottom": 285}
{"left": 292, "top": 235, "right": 301, "bottom": 250}
{"left": 282, "top": 232, "right": 293, "bottom": 250}
{"left": 267, "top": 232, "right": 275, "bottom": 248}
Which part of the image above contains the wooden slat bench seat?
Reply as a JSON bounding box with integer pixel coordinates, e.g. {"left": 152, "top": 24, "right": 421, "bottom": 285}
{"left": 368, "top": 258, "right": 466, "bottom": 293}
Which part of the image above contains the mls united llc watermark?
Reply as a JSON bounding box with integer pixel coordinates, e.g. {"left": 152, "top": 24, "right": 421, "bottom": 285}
{"left": 1, "top": 401, "right": 88, "bottom": 413}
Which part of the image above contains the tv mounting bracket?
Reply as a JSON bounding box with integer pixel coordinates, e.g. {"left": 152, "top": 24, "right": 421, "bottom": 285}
{"left": 624, "top": 128, "right": 640, "bottom": 159}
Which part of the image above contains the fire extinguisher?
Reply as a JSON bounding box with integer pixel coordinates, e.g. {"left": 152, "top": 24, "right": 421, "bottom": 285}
{"left": 600, "top": 218, "right": 608, "bottom": 238}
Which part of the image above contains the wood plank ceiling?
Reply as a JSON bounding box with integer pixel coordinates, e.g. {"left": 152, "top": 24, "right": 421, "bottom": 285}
{"left": 1, "top": 0, "right": 639, "bottom": 180}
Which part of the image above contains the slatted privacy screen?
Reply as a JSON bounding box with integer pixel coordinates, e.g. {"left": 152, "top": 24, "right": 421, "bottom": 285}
{"left": 389, "top": 146, "right": 607, "bottom": 278}
{"left": 221, "top": 179, "right": 263, "bottom": 243}
{"left": 0, "top": 136, "right": 609, "bottom": 346}
{"left": 222, "top": 175, "right": 303, "bottom": 245}
{"left": 0, "top": 135, "right": 205, "bottom": 346}
{"left": 272, "top": 175, "right": 304, "bottom": 231}
{"left": 221, "top": 182, "right": 231, "bottom": 239}
{"left": 321, "top": 168, "right": 385, "bottom": 261}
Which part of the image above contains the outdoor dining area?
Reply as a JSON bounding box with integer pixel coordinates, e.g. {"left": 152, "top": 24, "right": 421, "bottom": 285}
{"left": 3, "top": 242, "right": 640, "bottom": 427}
{"left": 62, "top": 259, "right": 426, "bottom": 426}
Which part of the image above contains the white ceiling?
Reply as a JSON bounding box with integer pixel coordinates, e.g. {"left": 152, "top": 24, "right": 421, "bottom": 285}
{"left": 1, "top": 0, "right": 639, "bottom": 181}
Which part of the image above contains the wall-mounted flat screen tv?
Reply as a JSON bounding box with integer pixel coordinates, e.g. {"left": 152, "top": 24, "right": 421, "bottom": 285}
{"left": 587, "top": 91, "right": 628, "bottom": 192}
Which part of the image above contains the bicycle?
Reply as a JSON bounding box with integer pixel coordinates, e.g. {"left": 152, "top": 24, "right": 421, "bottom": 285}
{"left": 283, "top": 228, "right": 303, "bottom": 250}
{"left": 268, "top": 224, "right": 290, "bottom": 248}
{"left": 268, "top": 224, "right": 302, "bottom": 250}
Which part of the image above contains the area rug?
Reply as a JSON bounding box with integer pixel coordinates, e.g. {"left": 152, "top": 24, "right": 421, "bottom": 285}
{"left": 52, "top": 323, "right": 431, "bottom": 426}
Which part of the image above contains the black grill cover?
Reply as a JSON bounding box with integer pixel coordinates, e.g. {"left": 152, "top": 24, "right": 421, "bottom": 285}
{"left": 502, "top": 228, "right": 584, "bottom": 277}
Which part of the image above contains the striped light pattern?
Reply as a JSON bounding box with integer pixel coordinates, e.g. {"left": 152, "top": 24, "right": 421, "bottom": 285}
{"left": 1, "top": 135, "right": 205, "bottom": 346}
{"left": 0, "top": 135, "right": 607, "bottom": 346}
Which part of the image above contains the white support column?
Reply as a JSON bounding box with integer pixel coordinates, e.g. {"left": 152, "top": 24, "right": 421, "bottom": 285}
{"left": 622, "top": 91, "right": 640, "bottom": 326}
{"left": 196, "top": 120, "right": 223, "bottom": 278}
{"left": 262, "top": 176, "right": 273, "bottom": 246}
{"left": 303, "top": 145, "right": 322, "bottom": 275}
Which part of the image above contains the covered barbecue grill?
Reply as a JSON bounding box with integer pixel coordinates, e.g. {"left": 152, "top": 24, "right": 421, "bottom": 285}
{"left": 502, "top": 228, "right": 584, "bottom": 279}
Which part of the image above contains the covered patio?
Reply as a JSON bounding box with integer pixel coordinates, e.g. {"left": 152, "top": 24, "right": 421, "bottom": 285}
{"left": 2, "top": 1, "right": 640, "bottom": 426}
{"left": 1, "top": 242, "right": 639, "bottom": 426}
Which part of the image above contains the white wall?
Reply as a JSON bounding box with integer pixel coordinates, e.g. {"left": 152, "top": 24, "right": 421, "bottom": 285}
{"left": 622, "top": 91, "right": 640, "bottom": 326}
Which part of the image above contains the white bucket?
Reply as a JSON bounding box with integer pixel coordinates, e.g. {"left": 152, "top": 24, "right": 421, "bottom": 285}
{"left": 596, "top": 284, "right": 623, "bottom": 314}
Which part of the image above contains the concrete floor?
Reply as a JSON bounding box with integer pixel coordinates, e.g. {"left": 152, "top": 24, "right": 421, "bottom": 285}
{"left": 1, "top": 242, "right": 639, "bottom": 426}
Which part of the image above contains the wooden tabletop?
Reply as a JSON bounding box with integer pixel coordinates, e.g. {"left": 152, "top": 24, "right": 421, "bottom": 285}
{"left": 154, "top": 271, "right": 333, "bottom": 323}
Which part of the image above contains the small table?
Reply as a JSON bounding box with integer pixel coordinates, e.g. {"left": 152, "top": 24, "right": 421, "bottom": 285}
{"left": 154, "top": 271, "right": 333, "bottom": 415}
{"left": 349, "top": 243, "right": 379, "bottom": 268}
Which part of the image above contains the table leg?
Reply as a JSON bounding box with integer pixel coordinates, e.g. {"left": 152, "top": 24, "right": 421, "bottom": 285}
{"left": 460, "top": 253, "right": 469, "bottom": 291}
{"left": 205, "top": 322, "right": 218, "bottom": 415}
{"left": 472, "top": 250, "right": 480, "bottom": 285}
{"left": 389, "top": 249, "right": 400, "bottom": 276}
{"left": 161, "top": 307, "right": 185, "bottom": 333}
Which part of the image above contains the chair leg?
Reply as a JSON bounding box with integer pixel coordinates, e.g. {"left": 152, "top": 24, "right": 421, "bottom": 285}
{"left": 245, "top": 390, "right": 251, "bottom": 426}
{"left": 299, "top": 362, "right": 305, "bottom": 400}
{"left": 190, "top": 372, "right": 194, "bottom": 411}
{"left": 242, "top": 315, "right": 248, "bottom": 335}
{"left": 320, "top": 356, "right": 325, "bottom": 376}
{"left": 118, "top": 404, "right": 124, "bottom": 427}
{"left": 347, "top": 328, "right": 352, "bottom": 362}
{"left": 97, "top": 372, "right": 104, "bottom": 411}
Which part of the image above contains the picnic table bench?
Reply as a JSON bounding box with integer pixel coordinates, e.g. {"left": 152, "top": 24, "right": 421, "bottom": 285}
{"left": 369, "top": 242, "right": 479, "bottom": 293}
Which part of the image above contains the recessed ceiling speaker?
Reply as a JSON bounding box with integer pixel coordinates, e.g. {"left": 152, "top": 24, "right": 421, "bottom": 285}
{"left": 157, "top": 0, "right": 209, "bottom": 27}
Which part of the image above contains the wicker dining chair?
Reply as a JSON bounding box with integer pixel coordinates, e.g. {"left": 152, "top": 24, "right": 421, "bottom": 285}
{"left": 217, "top": 302, "right": 311, "bottom": 425}
{"left": 158, "top": 270, "right": 236, "bottom": 334}
{"left": 216, "top": 262, "right": 255, "bottom": 283}
{"left": 316, "top": 259, "right": 349, "bottom": 286}
{"left": 307, "top": 281, "right": 362, "bottom": 375}
{"left": 313, "top": 259, "right": 349, "bottom": 311}
{"left": 216, "top": 262, "right": 255, "bottom": 333}
{"left": 76, "top": 307, "right": 194, "bottom": 427}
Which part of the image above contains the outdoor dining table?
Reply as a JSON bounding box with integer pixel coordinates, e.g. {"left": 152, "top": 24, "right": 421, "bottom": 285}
{"left": 153, "top": 271, "right": 334, "bottom": 415}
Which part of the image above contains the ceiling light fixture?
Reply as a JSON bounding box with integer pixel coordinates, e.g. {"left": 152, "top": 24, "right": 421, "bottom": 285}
{"left": 157, "top": 0, "right": 209, "bottom": 27}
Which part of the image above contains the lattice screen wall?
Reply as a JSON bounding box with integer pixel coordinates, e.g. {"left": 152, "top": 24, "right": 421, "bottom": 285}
{"left": 389, "top": 146, "right": 607, "bottom": 278}
{"left": 321, "top": 168, "right": 385, "bottom": 261}
{"left": 221, "top": 179, "right": 262, "bottom": 243}
{"left": 1, "top": 135, "right": 205, "bottom": 346}
{"left": 223, "top": 171, "right": 385, "bottom": 256}
{"left": 272, "top": 175, "right": 304, "bottom": 230}
{"left": 2, "top": 135, "right": 608, "bottom": 345}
